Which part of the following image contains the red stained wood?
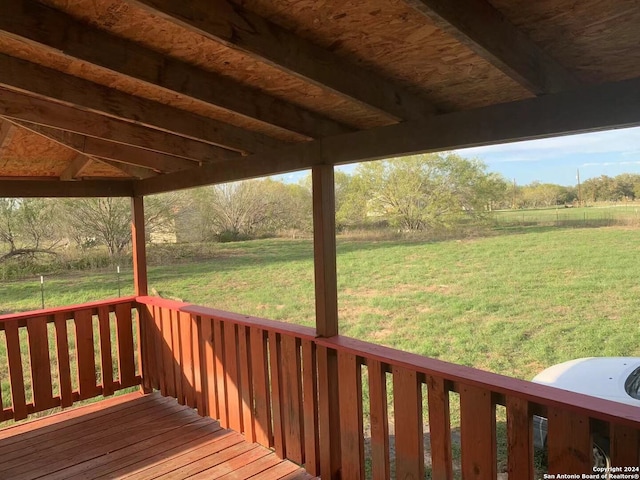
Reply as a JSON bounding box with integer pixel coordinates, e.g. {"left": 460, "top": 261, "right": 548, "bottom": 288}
{"left": 0, "top": 297, "right": 137, "bottom": 325}
{"left": 200, "top": 317, "right": 217, "bottom": 419}
{"left": 426, "top": 375, "right": 452, "bottom": 480}
{"left": 250, "top": 327, "right": 272, "bottom": 447}
{"left": 224, "top": 321, "right": 242, "bottom": 432}
{"left": 131, "top": 196, "right": 148, "bottom": 296}
{"left": 152, "top": 305, "right": 166, "bottom": 394}
{"left": 393, "top": 366, "right": 424, "bottom": 480}
{"left": 237, "top": 324, "right": 256, "bottom": 442}
{"left": 460, "top": 384, "right": 496, "bottom": 480}
{"left": 97, "top": 306, "right": 114, "bottom": 396}
{"left": 53, "top": 313, "right": 73, "bottom": 408}
{"left": 338, "top": 351, "right": 364, "bottom": 480}
{"left": 73, "top": 309, "right": 99, "bottom": 400}
{"left": 368, "top": 359, "right": 390, "bottom": 480}
{"left": 506, "top": 396, "right": 534, "bottom": 479}
{"left": 610, "top": 424, "right": 640, "bottom": 467}
{"left": 316, "top": 345, "right": 341, "bottom": 479}
{"left": 4, "top": 320, "right": 27, "bottom": 420}
{"left": 170, "top": 309, "right": 184, "bottom": 405}
{"left": 315, "top": 335, "right": 640, "bottom": 430}
{"left": 160, "top": 306, "right": 176, "bottom": 398}
{"left": 547, "top": 408, "right": 591, "bottom": 475}
{"left": 269, "top": 331, "right": 286, "bottom": 458}
{"left": 26, "top": 316, "right": 54, "bottom": 411}
{"left": 179, "top": 311, "right": 195, "bottom": 408}
{"left": 281, "top": 335, "right": 304, "bottom": 464}
{"left": 302, "top": 339, "right": 319, "bottom": 476}
{"left": 115, "top": 302, "right": 137, "bottom": 388}
{"left": 214, "top": 318, "right": 229, "bottom": 428}
{"left": 191, "top": 314, "right": 204, "bottom": 414}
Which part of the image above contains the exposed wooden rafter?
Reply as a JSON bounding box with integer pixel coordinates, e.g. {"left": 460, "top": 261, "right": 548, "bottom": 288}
{"left": 126, "top": 0, "right": 439, "bottom": 121}
{"left": 0, "top": 53, "right": 291, "bottom": 153}
{"left": 6, "top": 120, "right": 158, "bottom": 180}
{"left": 0, "top": 0, "right": 351, "bottom": 140}
{"left": 404, "top": 0, "right": 579, "bottom": 95}
{"left": 0, "top": 89, "right": 239, "bottom": 164}
{"left": 59, "top": 154, "right": 92, "bottom": 181}
{"left": 0, "top": 119, "right": 17, "bottom": 150}
{"left": 11, "top": 121, "right": 199, "bottom": 173}
{"left": 135, "top": 76, "right": 640, "bottom": 195}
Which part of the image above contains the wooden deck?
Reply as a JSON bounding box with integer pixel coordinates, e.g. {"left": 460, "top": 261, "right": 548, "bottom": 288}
{"left": 0, "top": 392, "right": 314, "bottom": 480}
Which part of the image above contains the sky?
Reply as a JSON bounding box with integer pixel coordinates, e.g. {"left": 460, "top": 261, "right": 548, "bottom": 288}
{"left": 274, "top": 126, "right": 640, "bottom": 187}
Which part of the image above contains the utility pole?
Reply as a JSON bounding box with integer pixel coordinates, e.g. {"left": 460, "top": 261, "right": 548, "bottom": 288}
{"left": 576, "top": 169, "right": 582, "bottom": 206}
{"left": 512, "top": 178, "right": 517, "bottom": 209}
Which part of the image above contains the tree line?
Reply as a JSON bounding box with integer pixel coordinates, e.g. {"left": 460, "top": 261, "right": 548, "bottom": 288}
{"left": 2, "top": 154, "right": 640, "bottom": 261}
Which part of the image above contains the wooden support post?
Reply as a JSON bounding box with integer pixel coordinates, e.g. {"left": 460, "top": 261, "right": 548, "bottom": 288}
{"left": 131, "top": 196, "right": 148, "bottom": 296}
{"left": 312, "top": 164, "right": 341, "bottom": 479}
{"left": 313, "top": 164, "right": 338, "bottom": 337}
{"left": 131, "top": 196, "right": 151, "bottom": 393}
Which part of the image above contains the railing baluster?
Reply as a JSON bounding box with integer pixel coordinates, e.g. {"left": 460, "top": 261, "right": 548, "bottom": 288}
{"left": 200, "top": 316, "right": 216, "bottom": 418}
{"left": 250, "top": 327, "right": 272, "bottom": 447}
{"left": 179, "top": 311, "right": 195, "bottom": 408}
{"left": 97, "top": 305, "right": 114, "bottom": 396}
{"left": 281, "top": 335, "right": 304, "bottom": 464}
{"left": 426, "top": 375, "right": 453, "bottom": 480}
{"left": 268, "top": 330, "right": 286, "bottom": 458}
{"left": 460, "top": 384, "right": 497, "bottom": 480}
{"left": 151, "top": 305, "right": 165, "bottom": 393}
{"left": 213, "top": 318, "right": 229, "bottom": 428}
{"left": 302, "top": 339, "right": 320, "bottom": 476}
{"left": 506, "top": 396, "right": 533, "bottom": 480}
{"left": 53, "top": 313, "right": 73, "bottom": 408}
{"left": 160, "top": 306, "right": 176, "bottom": 398}
{"left": 26, "top": 316, "right": 55, "bottom": 411}
{"left": 338, "top": 350, "right": 364, "bottom": 480}
{"left": 170, "top": 309, "right": 184, "bottom": 405}
{"left": 368, "top": 359, "right": 390, "bottom": 480}
{"left": 73, "top": 309, "right": 99, "bottom": 400}
{"left": 115, "top": 302, "right": 136, "bottom": 388}
{"left": 224, "top": 321, "right": 242, "bottom": 432}
{"left": 191, "top": 314, "right": 204, "bottom": 414}
{"left": 547, "top": 408, "right": 591, "bottom": 475}
{"left": 393, "top": 366, "right": 425, "bottom": 480}
{"left": 4, "top": 320, "right": 27, "bottom": 420}
{"left": 610, "top": 423, "right": 640, "bottom": 467}
{"left": 237, "top": 324, "right": 255, "bottom": 442}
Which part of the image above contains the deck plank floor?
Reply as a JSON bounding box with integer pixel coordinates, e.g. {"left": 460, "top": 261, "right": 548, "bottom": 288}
{"left": 0, "top": 392, "right": 314, "bottom": 480}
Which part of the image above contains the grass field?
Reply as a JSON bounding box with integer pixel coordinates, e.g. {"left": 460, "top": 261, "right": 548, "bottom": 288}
{"left": 494, "top": 204, "right": 640, "bottom": 227}
{"left": 3, "top": 225, "right": 640, "bottom": 382}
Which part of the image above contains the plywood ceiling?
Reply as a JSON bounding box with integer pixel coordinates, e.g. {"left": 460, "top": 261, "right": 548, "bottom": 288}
{"left": 0, "top": 0, "right": 639, "bottom": 196}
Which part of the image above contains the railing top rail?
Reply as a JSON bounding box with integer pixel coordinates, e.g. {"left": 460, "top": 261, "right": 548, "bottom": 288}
{"left": 317, "top": 335, "right": 640, "bottom": 428}
{"left": 0, "top": 296, "right": 137, "bottom": 323}
{"left": 136, "top": 296, "right": 317, "bottom": 340}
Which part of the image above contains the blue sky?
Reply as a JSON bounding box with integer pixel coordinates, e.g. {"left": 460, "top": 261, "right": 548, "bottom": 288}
{"left": 274, "top": 126, "right": 640, "bottom": 187}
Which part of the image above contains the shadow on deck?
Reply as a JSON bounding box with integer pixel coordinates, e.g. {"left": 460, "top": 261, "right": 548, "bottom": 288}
{"left": 0, "top": 392, "right": 314, "bottom": 480}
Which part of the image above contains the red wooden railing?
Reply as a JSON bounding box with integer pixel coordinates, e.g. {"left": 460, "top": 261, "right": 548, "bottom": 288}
{"left": 0, "top": 297, "right": 141, "bottom": 422}
{"left": 137, "top": 296, "right": 640, "bottom": 480}
{"left": 2, "top": 296, "right": 638, "bottom": 478}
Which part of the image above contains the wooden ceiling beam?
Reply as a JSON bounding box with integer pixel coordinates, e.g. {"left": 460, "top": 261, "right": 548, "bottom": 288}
{"left": 0, "top": 120, "right": 17, "bottom": 150}
{"left": 136, "top": 76, "right": 640, "bottom": 195}
{"left": 96, "top": 159, "right": 158, "bottom": 180}
{"left": 59, "top": 154, "right": 92, "bottom": 181}
{"left": 126, "top": 0, "right": 438, "bottom": 121}
{"left": 11, "top": 121, "right": 199, "bottom": 173}
{"left": 0, "top": 89, "right": 239, "bottom": 164}
{"left": 0, "top": 180, "right": 134, "bottom": 198}
{"left": 405, "top": 0, "right": 579, "bottom": 95}
{"left": 0, "top": 53, "right": 287, "bottom": 153}
{"left": 0, "top": 0, "right": 350, "bottom": 140}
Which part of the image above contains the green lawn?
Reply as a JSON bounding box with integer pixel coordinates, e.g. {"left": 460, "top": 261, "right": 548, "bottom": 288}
{"left": 3, "top": 225, "right": 639, "bottom": 382}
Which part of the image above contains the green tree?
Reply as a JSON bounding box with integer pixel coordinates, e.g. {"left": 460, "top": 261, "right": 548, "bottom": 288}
{"left": 355, "top": 153, "right": 501, "bottom": 231}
